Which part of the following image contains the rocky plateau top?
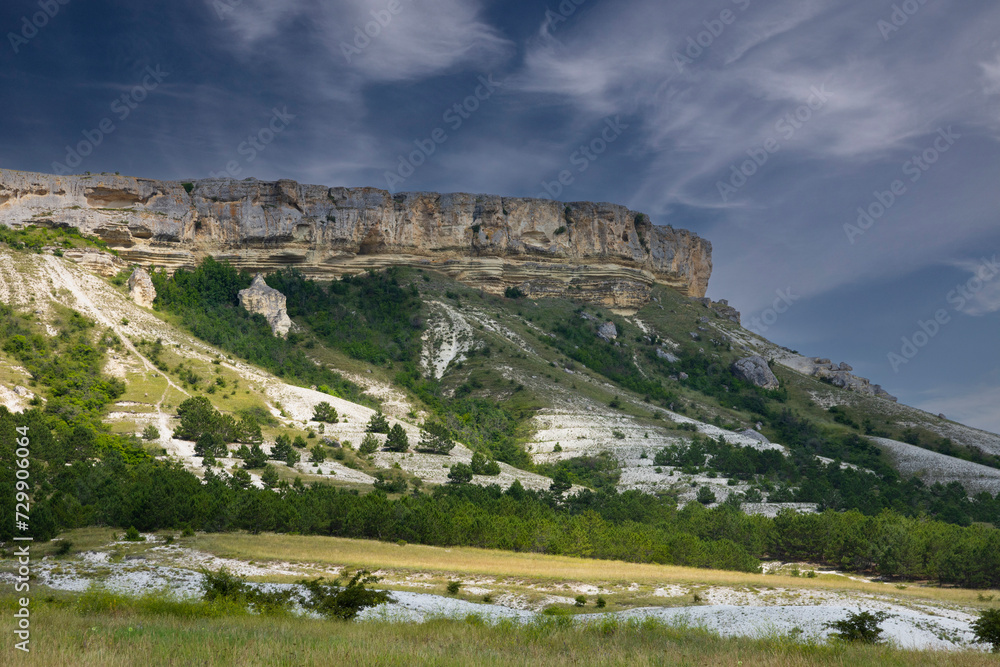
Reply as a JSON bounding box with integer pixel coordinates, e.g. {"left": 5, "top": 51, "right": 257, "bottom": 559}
{"left": 0, "top": 169, "right": 712, "bottom": 311}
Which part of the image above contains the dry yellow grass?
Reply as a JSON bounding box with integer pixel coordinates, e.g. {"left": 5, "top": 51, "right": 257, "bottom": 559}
{"left": 189, "top": 532, "right": 998, "bottom": 608}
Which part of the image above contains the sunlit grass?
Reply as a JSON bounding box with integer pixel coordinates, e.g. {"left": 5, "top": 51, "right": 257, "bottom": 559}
{"left": 186, "top": 532, "right": 998, "bottom": 609}
{"left": 1, "top": 592, "right": 993, "bottom": 667}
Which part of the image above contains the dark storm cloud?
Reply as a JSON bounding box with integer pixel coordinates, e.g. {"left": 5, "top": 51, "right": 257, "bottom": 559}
{"left": 1, "top": 0, "right": 998, "bottom": 429}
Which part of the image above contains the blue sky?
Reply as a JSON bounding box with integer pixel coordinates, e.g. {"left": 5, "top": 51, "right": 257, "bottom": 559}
{"left": 2, "top": 0, "right": 999, "bottom": 431}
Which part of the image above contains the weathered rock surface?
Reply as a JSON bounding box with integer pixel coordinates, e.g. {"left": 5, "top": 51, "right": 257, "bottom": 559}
{"left": 597, "top": 321, "right": 618, "bottom": 341}
{"left": 0, "top": 170, "right": 712, "bottom": 310}
{"left": 127, "top": 266, "right": 156, "bottom": 308}
{"left": 773, "top": 354, "right": 898, "bottom": 402}
{"left": 739, "top": 429, "right": 771, "bottom": 444}
{"left": 656, "top": 348, "right": 679, "bottom": 363}
{"left": 732, "top": 355, "right": 780, "bottom": 390}
{"left": 63, "top": 248, "right": 125, "bottom": 277}
{"left": 238, "top": 274, "right": 292, "bottom": 337}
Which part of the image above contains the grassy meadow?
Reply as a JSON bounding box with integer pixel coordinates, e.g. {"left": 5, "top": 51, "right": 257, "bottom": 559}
{"left": 1, "top": 592, "right": 995, "bottom": 667}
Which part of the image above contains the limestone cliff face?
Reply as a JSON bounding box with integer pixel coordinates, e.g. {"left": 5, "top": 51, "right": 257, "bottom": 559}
{"left": 0, "top": 169, "right": 712, "bottom": 309}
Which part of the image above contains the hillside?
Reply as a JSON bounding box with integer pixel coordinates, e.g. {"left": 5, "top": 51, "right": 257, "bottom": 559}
{"left": 1, "top": 207, "right": 1000, "bottom": 656}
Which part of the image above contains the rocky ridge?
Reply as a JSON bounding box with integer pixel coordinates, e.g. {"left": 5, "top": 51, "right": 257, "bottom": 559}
{"left": 0, "top": 169, "right": 713, "bottom": 311}
{"left": 780, "top": 356, "right": 898, "bottom": 402}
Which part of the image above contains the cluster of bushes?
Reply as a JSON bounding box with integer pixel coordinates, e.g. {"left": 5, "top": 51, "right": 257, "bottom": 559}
{"left": 149, "top": 258, "right": 362, "bottom": 402}
{"left": 201, "top": 568, "right": 392, "bottom": 620}
{"left": 0, "top": 304, "right": 125, "bottom": 426}
{"left": 654, "top": 434, "right": 1000, "bottom": 525}
{"left": 535, "top": 453, "right": 621, "bottom": 492}
{"left": 264, "top": 267, "right": 423, "bottom": 365}
{"left": 174, "top": 396, "right": 262, "bottom": 445}
{"left": 0, "top": 223, "right": 116, "bottom": 255}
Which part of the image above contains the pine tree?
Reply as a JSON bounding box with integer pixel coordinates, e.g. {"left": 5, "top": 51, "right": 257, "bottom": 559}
{"left": 313, "top": 401, "right": 339, "bottom": 423}
{"left": 550, "top": 468, "right": 572, "bottom": 495}
{"left": 385, "top": 424, "right": 409, "bottom": 453}
{"left": 366, "top": 410, "right": 390, "bottom": 434}
{"left": 416, "top": 421, "right": 455, "bottom": 454}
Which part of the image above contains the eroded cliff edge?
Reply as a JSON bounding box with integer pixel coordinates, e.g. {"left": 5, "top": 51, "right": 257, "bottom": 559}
{"left": 0, "top": 170, "right": 712, "bottom": 309}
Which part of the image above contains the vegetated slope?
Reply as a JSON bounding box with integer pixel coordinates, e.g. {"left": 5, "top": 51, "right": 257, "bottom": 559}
{"left": 14, "top": 240, "right": 998, "bottom": 526}
{"left": 1, "top": 238, "right": 1000, "bottom": 585}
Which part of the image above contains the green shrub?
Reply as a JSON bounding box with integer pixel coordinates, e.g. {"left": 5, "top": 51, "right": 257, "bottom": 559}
{"left": 448, "top": 463, "right": 473, "bottom": 484}
{"left": 373, "top": 471, "right": 407, "bottom": 494}
{"left": 141, "top": 424, "right": 160, "bottom": 441}
{"left": 825, "top": 610, "right": 891, "bottom": 644}
{"left": 242, "top": 444, "right": 267, "bottom": 469}
{"left": 298, "top": 571, "right": 394, "bottom": 621}
{"left": 313, "top": 401, "right": 339, "bottom": 424}
{"left": 366, "top": 410, "right": 390, "bottom": 434}
{"left": 201, "top": 568, "right": 294, "bottom": 615}
{"left": 359, "top": 432, "right": 380, "bottom": 456}
{"left": 574, "top": 595, "right": 586, "bottom": 607}
{"left": 972, "top": 608, "right": 1000, "bottom": 652}
{"left": 470, "top": 451, "right": 501, "bottom": 475}
{"left": 416, "top": 421, "right": 455, "bottom": 454}
{"left": 384, "top": 424, "right": 409, "bottom": 453}
{"left": 446, "top": 581, "right": 462, "bottom": 595}
{"left": 549, "top": 469, "right": 572, "bottom": 495}
{"left": 271, "top": 434, "right": 299, "bottom": 465}
{"left": 260, "top": 464, "right": 279, "bottom": 488}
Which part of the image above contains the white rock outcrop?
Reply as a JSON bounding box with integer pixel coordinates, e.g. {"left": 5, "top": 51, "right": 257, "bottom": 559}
{"left": 732, "top": 355, "right": 780, "bottom": 390}
{"left": 127, "top": 266, "right": 157, "bottom": 308}
{"left": 238, "top": 274, "right": 292, "bottom": 337}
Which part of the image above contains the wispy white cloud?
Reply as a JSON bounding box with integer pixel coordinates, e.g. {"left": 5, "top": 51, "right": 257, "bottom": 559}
{"left": 950, "top": 257, "right": 1000, "bottom": 317}
{"left": 983, "top": 55, "right": 1000, "bottom": 95}
{"left": 212, "top": 0, "right": 513, "bottom": 83}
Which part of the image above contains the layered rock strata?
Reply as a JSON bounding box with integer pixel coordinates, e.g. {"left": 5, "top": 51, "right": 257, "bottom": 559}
{"left": 0, "top": 170, "right": 712, "bottom": 310}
